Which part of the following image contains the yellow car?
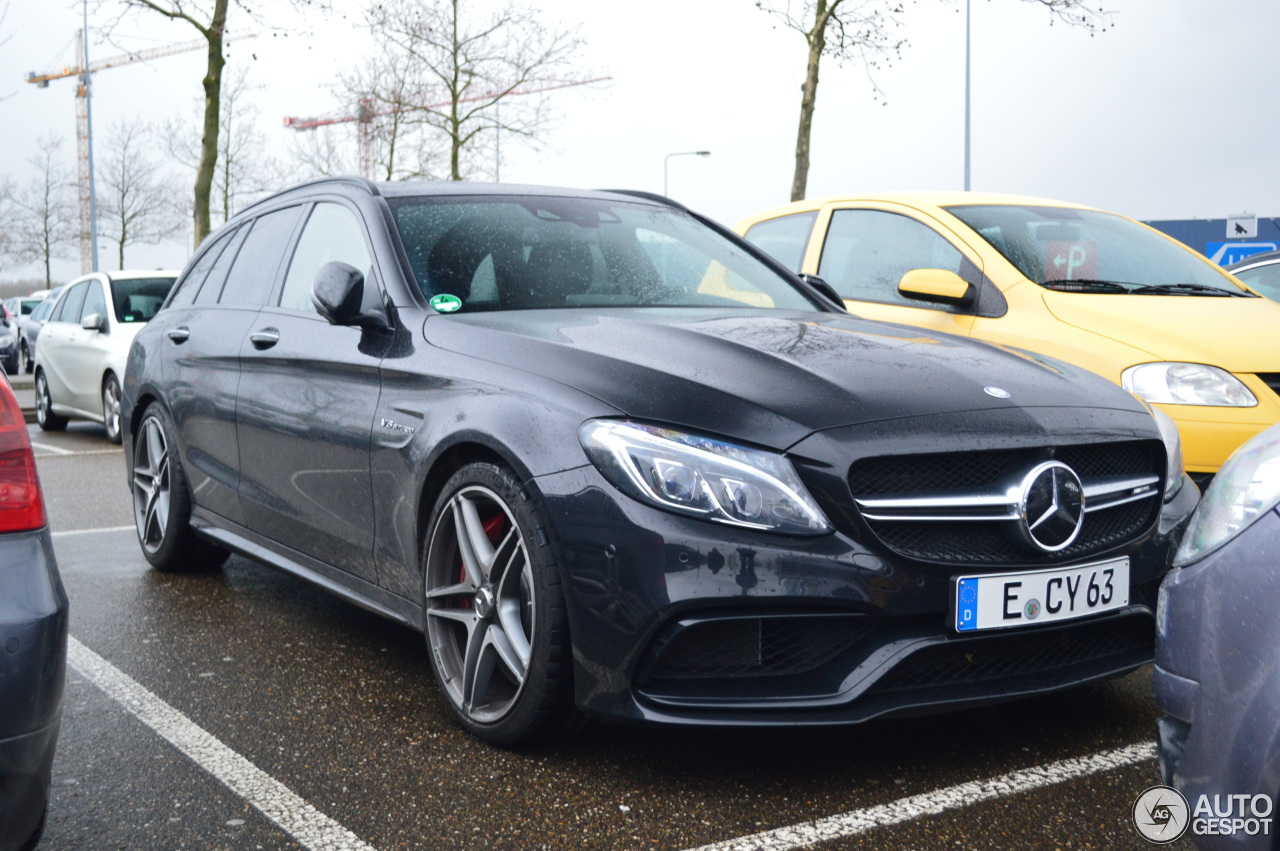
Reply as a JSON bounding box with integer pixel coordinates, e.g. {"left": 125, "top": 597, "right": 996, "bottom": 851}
{"left": 736, "top": 192, "right": 1280, "bottom": 482}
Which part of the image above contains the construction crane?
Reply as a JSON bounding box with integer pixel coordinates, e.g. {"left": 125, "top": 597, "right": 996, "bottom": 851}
{"left": 284, "top": 77, "right": 611, "bottom": 182}
{"left": 27, "top": 28, "right": 256, "bottom": 273}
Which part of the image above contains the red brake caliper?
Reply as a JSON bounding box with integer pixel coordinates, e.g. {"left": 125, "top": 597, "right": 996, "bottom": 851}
{"left": 459, "top": 512, "right": 508, "bottom": 608}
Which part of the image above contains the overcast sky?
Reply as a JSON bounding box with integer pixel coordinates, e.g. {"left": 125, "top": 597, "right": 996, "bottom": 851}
{"left": 3, "top": 0, "right": 1276, "bottom": 283}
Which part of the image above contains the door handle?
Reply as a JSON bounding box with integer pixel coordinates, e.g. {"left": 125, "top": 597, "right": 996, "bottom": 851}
{"left": 249, "top": 327, "right": 280, "bottom": 349}
{"left": 166, "top": 326, "right": 190, "bottom": 343}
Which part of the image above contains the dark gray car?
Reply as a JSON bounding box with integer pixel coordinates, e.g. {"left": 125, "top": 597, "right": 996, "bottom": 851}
{"left": 0, "top": 372, "right": 67, "bottom": 850}
{"left": 1156, "top": 423, "right": 1280, "bottom": 848}
{"left": 18, "top": 293, "right": 61, "bottom": 377}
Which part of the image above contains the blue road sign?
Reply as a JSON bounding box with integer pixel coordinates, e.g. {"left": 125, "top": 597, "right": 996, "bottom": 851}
{"left": 1206, "top": 241, "right": 1278, "bottom": 265}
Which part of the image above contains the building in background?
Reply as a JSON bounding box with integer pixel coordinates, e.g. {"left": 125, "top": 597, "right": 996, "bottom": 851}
{"left": 1145, "top": 214, "right": 1280, "bottom": 266}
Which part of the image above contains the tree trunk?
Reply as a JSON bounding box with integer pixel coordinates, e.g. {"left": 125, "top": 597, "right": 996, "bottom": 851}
{"left": 449, "top": 0, "right": 463, "bottom": 181}
{"left": 791, "top": 1, "right": 832, "bottom": 203}
{"left": 193, "top": 0, "right": 229, "bottom": 246}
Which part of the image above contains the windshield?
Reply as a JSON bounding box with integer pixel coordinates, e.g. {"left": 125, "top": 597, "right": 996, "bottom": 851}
{"left": 388, "top": 196, "right": 820, "bottom": 312}
{"left": 111, "top": 277, "right": 177, "bottom": 323}
{"left": 945, "top": 204, "right": 1247, "bottom": 295}
{"left": 1233, "top": 263, "right": 1280, "bottom": 301}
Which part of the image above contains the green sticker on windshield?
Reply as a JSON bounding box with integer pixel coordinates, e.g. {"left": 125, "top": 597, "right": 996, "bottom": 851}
{"left": 430, "top": 294, "right": 463, "bottom": 313}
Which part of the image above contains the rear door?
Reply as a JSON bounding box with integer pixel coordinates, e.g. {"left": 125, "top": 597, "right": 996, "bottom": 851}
{"left": 160, "top": 206, "right": 304, "bottom": 527}
{"left": 236, "top": 200, "right": 388, "bottom": 584}
{"left": 36, "top": 280, "right": 90, "bottom": 408}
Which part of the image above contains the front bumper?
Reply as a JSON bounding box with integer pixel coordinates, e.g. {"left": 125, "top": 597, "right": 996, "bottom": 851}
{"left": 0, "top": 527, "right": 68, "bottom": 849}
{"left": 537, "top": 460, "right": 1197, "bottom": 727}
{"left": 1155, "top": 508, "right": 1280, "bottom": 850}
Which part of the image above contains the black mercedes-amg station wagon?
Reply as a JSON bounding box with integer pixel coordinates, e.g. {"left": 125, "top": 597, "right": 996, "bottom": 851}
{"left": 122, "top": 179, "right": 1197, "bottom": 746}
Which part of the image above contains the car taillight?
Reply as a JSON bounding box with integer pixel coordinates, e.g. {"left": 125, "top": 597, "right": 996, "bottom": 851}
{"left": 0, "top": 378, "right": 46, "bottom": 532}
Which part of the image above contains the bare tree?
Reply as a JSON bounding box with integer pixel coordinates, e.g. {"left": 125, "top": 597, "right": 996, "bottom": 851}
{"left": 109, "top": 0, "right": 327, "bottom": 246}
{"left": 758, "top": 0, "right": 1110, "bottom": 201}
{"left": 334, "top": 53, "right": 447, "bottom": 181}
{"left": 166, "top": 66, "right": 278, "bottom": 226}
{"left": 11, "top": 138, "right": 77, "bottom": 287}
{"left": 364, "top": 0, "right": 585, "bottom": 181}
{"left": 98, "top": 118, "right": 185, "bottom": 269}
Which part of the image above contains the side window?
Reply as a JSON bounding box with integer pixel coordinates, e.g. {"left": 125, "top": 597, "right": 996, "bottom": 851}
{"left": 743, "top": 212, "right": 818, "bottom": 272}
{"left": 279, "top": 203, "right": 374, "bottom": 313}
{"left": 80, "top": 280, "right": 108, "bottom": 323}
{"left": 170, "top": 229, "right": 237, "bottom": 308}
{"left": 52, "top": 282, "right": 88, "bottom": 323}
{"left": 818, "top": 210, "right": 966, "bottom": 307}
{"left": 219, "top": 206, "right": 304, "bottom": 306}
{"left": 196, "top": 226, "right": 248, "bottom": 306}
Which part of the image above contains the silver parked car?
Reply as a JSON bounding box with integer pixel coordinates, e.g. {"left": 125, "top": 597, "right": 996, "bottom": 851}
{"left": 34, "top": 271, "right": 177, "bottom": 443}
{"left": 1155, "top": 422, "right": 1280, "bottom": 848}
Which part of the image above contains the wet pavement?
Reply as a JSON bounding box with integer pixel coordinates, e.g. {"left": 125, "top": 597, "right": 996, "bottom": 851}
{"left": 29, "top": 421, "right": 1196, "bottom": 850}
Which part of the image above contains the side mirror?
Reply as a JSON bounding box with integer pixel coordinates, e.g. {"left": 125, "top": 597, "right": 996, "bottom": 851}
{"left": 797, "top": 273, "right": 847, "bottom": 311}
{"left": 898, "top": 268, "right": 975, "bottom": 307}
{"left": 312, "top": 261, "right": 389, "bottom": 329}
{"left": 80, "top": 312, "right": 106, "bottom": 332}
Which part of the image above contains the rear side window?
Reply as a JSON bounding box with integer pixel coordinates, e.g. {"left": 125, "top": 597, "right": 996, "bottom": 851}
{"left": 743, "top": 212, "right": 817, "bottom": 272}
{"left": 170, "top": 229, "right": 237, "bottom": 308}
{"left": 112, "top": 278, "right": 177, "bottom": 322}
{"left": 819, "top": 210, "right": 966, "bottom": 307}
{"left": 279, "top": 203, "right": 373, "bottom": 313}
{"left": 196, "top": 226, "right": 250, "bottom": 306}
{"left": 52, "top": 282, "right": 88, "bottom": 322}
{"left": 219, "top": 206, "right": 305, "bottom": 306}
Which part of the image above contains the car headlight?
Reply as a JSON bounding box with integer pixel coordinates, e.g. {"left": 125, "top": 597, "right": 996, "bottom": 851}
{"left": 1122, "top": 362, "right": 1257, "bottom": 407}
{"left": 1174, "top": 424, "right": 1280, "bottom": 565}
{"left": 1150, "top": 407, "right": 1184, "bottom": 501}
{"left": 579, "top": 420, "right": 833, "bottom": 535}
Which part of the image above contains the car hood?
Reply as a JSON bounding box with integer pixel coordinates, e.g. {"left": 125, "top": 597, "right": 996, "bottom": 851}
{"left": 423, "top": 308, "right": 1147, "bottom": 449}
{"left": 1042, "top": 291, "right": 1280, "bottom": 371}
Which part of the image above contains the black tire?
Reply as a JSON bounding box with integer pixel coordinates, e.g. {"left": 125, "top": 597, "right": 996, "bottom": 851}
{"left": 3, "top": 349, "right": 17, "bottom": 375}
{"left": 34, "top": 370, "right": 67, "bottom": 431}
{"left": 19, "top": 340, "right": 32, "bottom": 374}
{"left": 101, "top": 373, "right": 123, "bottom": 445}
{"left": 422, "top": 462, "right": 578, "bottom": 747}
{"left": 131, "top": 402, "right": 228, "bottom": 572}
{"left": 18, "top": 803, "right": 46, "bottom": 851}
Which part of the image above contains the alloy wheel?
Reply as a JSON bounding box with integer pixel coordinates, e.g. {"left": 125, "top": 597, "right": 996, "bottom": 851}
{"left": 132, "top": 417, "right": 172, "bottom": 555}
{"left": 35, "top": 374, "right": 49, "bottom": 425}
{"left": 102, "top": 377, "right": 122, "bottom": 442}
{"left": 425, "top": 485, "right": 536, "bottom": 724}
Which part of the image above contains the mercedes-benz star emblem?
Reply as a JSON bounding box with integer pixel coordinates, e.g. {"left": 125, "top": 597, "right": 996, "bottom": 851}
{"left": 983, "top": 386, "right": 1011, "bottom": 399}
{"left": 1015, "top": 461, "right": 1085, "bottom": 553}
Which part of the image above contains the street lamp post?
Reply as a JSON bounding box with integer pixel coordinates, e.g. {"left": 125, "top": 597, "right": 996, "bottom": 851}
{"left": 964, "top": 0, "right": 971, "bottom": 191}
{"left": 663, "top": 150, "right": 710, "bottom": 197}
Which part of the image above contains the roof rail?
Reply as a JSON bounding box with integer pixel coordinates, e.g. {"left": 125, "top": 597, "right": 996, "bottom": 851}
{"left": 235, "top": 175, "right": 380, "bottom": 218}
{"left": 597, "top": 189, "right": 688, "bottom": 211}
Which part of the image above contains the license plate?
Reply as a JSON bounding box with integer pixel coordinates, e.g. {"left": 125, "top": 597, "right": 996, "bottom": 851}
{"left": 953, "top": 557, "right": 1130, "bottom": 632}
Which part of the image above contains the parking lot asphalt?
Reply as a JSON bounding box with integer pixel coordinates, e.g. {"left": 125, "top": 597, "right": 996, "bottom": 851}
{"left": 30, "top": 421, "right": 1196, "bottom": 850}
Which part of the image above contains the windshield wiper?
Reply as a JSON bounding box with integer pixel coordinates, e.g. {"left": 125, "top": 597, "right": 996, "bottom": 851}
{"left": 1041, "top": 279, "right": 1133, "bottom": 294}
{"left": 1129, "top": 283, "right": 1255, "bottom": 297}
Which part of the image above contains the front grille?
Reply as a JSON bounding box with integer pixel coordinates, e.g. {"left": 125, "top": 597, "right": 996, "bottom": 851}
{"left": 869, "top": 496, "right": 1155, "bottom": 564}
{"left": 867, "top": 614, "right": 1153, "bottom": 693}
{"left": 848, "top": 441, "right": 1159, "bottom": 496}
{"left": 849, "top": 440, "right": 1163, "bottom": 566}
{"left": 1257, "top": 373, "right": 1280, "bottom": 400}
{"left": 642, "top": 615, "right": 875, "bottom": 680}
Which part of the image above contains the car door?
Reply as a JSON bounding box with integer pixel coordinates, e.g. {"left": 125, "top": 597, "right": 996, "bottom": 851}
{"left": 808, "top": 205, "right": 987, "bottom": 338}
{"left": 235, "top": 200, "right": 389, "bottom": 584}
{"left": 55, "top": 278, "right": 113, "bottom": 414}
{"left": 36, "top": 280, "right": 90, "bottom": 409}
{"left": 161, "top": 206, "right": 304, "bottom": 527}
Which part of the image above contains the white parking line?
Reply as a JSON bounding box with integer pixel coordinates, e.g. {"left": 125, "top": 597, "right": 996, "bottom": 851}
{"left": 684, "top": 742, "right": 1156, "bottom": 851}
{"left": 31, "top": 446, "right": 122, "bottom": 456}
{"left": 67, "top": 637, "right": 378, "bottom": 851}
{"left": 29, "top": 441, "right": 75, "bottom": 455}
{"left": 52, "top": 525, "right": 135, "bottom": 537}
